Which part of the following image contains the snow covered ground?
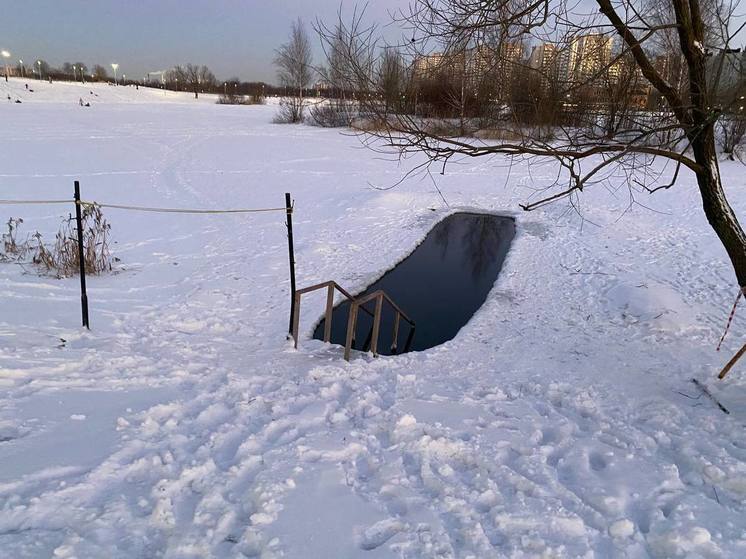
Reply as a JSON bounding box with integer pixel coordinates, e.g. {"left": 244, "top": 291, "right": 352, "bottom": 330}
{"left": 0, "top": 78, "right": 745, "bottom": 558}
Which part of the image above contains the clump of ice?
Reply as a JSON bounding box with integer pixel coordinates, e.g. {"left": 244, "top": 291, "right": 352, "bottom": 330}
{"left": 609, "top": 518, "right": 635, "bottom": 539}
{"left": 0, "top": 420, "right": 23, "bottom": 442}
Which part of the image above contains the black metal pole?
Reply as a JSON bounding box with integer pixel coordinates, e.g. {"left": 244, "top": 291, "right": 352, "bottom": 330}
{"left": 285, "top": 193, "right": 296, "bottom": 336}
{"left": 74, "top": 181, "right": 90, "bottom": 329}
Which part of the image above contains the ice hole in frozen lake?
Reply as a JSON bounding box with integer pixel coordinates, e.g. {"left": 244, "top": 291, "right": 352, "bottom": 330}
{"left": 313, "top": 212, "right": 516, "bottom": 355}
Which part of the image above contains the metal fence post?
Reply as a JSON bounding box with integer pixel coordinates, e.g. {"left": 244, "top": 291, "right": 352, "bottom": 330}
{"left": 285, "top": 193, "right": 296, "bottom": 338}
{"left": 73, "top": 180, "right": 90, "bottom": 329}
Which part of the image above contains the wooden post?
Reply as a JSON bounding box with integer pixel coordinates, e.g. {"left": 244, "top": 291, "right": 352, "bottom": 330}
{"left": 344, "top": 303, "right": 359, "bottom": 361}
{"left": 324, "top": 283, "right": 334, "bottom": 342}
{"left": 292, "top": 291, "right": 301, "bottom": 349}
{"left": 403, "top": 326, "right": 416, "bottom": 353}
{"left": 391, "top": 312, "right": 401, "bottom": 353}
{"left": 285, "top": 193, "right": 296, "bottom": 337}
{"left": 718, "top": 341, "right": 746, "bottom": 379}
{"left": 73, "top": 181, "right": 90, "bottom": 329}
{"left": 370, "top": 294, "right": 383, "bottom": 356}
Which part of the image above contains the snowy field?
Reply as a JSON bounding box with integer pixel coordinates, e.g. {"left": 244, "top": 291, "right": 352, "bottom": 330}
{"left": 1, "top": 78, "right": 745, "bottom": 558}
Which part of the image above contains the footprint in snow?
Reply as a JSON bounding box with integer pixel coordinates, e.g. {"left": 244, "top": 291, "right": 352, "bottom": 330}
{"left": 356, "top": 518, "right": 406, "bottom": 550}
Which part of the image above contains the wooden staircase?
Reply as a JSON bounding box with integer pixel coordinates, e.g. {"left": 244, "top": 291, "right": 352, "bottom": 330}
{"left": 291, "top": 281, "right": 415, "bottom": 361}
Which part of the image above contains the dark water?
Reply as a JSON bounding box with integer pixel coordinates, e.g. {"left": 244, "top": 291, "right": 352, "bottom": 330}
{"left": 313, "top": 212, "right": 515, "bottom": 355}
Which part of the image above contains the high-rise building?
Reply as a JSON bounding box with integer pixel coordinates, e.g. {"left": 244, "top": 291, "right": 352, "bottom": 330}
{"left": 413, "top": 52, "right": 448, "bottom": 81}
{"left": 562, "top": 34, "right": 613, "bottom": 84}
{"left": 529, "top": 43, "right": 560, "bottom": 89}
{"left": 412, "top": 41, "right": 525, "bottom": 97}
{"left": 529, "top": 43, "right": 555, "bottom": 70}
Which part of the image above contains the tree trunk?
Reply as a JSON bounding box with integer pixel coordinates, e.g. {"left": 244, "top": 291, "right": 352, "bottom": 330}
{"left": 692, "top": 128, "right": 746, "bottom": 286}
{"left": 671, "top": 0, "right": 746, "bottom": 288}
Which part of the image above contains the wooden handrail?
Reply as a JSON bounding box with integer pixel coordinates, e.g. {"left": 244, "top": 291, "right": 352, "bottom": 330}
{"left": 343, "top": 291, "right": 416, "bottom": 361}
{"left": 291, "top": 280, "right": 415, "bottom": 362}
{"left": 354, "top": 290, "right": 414, "bottom": 326}
{"left": 292, "top": 280, "right": 374, "bottom": 349}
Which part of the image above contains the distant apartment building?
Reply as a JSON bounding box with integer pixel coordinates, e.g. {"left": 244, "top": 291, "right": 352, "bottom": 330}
{"left": 413, "top": 41, "right": 524, "bottom": 99}
{"left": 529, "top": 42, "right": 560, "bottom": 89}
{"left": 529, "top": 43, "right": 556, "bottom": 70}
{"left": 500, "top": 41, "right": 525, "bottom": 70}
{"left": 606, "top": 56, "right": 651, "bottom": 107}
{"left": 706, "top": 50, "right": 746, "bottom": 95}
{"left": 413, "top": 52, "right": 448, "bottom": 80}
{"left": 562, "top": 33, "right": 613, "bottom": 85}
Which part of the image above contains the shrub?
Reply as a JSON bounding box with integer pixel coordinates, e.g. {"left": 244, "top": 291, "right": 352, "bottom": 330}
{"left": 0, "top": 204, "right": 115, "bottom": 277}
{"left": 216, "top": 93, "right": 244, "bottom": 105}
{"left": 1, "top": 218, "right": 26, "bottom": 261}
{"left": 246, "top": 94, "right": 265, "bottom": 105}
{"left": 216, "top": 93, "right": 266, "bottom": 105}
{"left": 717, "top": 114, "right": 746, "bottom": 161}
{"left": 308, "top": 100, "right": 355, "bottom": 128}
{"left": 273, "top": 97, "right": 305, "bottom": 124}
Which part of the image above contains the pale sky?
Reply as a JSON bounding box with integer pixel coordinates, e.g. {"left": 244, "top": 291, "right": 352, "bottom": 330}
{"left": 3, "top": 1, "right": 743, "bottom": 84}
{"left": 2, "top": 0, "right": 408, "bottom": 83}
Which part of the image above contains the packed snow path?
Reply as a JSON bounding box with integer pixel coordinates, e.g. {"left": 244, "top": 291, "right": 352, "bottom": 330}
{"left": 0, "top": 79, "right": 745, "bottom": 557}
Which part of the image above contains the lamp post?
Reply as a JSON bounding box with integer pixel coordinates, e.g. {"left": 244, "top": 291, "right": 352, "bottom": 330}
{"left": 72, "top": 65, "right": 77, "bottom": 81}
{"left": 36, "top": 60, "right": 42, "bottom": 80}
{"left": 111, "top": 63, "right": 119, "bottom": 85}
{"left": 1, "top": 50, "right": 10, "bottom": 82}
{"left": 122, "top": 73, "right": 126, "bottom": 85}
{"left": 18, "top": 59, "right": 24, "bottom": 78}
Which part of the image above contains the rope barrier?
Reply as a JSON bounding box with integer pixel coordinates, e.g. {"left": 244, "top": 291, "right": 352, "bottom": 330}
{"left": 78, "top": 200, "right": 290, "bottom": 214}
{"left": 0, "top": 199, "right": 72, "bottom": 205}
{"left": 716, "top": 286, "right": 746, "bottom": 351}
{"left": 0, "top": 199, "right": 291, "bottom": 214}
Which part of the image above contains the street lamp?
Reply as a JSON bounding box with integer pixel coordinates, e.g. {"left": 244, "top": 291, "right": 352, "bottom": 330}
{"left": 111, "top": 63, "right": 119, "bottom": 85}
{"left": 1, "top": 50, "right": 10, "bottom": 82}
{"left": 36, "top": 60, "right": 42, "bottom": 80}
{"left": 72, "top": 65, "right": 77, "bottom": 81}
{"left": 122, "top": 73, "right": 126, "bottom": 85}
{"left": 18, "top": 59, "right": 24, "bottom": 78}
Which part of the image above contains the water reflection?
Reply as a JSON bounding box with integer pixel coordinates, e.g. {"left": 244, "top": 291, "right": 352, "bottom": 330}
{"left": 433, "top": 214, "right": 506, "bottom": 279}
{"left": 313, "top": 213, "right": 515, "bottom": 355}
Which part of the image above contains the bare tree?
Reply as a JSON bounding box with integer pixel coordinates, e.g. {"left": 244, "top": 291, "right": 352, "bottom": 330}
{"left": 176, "top": 64, "right": 216, "bottom": 99}
{"left": 274, "top": 18, "right": 313, "bottom": 123}
{"left": 310, "top": 14, "right": 376, "bottom": 127}
{"left": 92, "top": 64, "right": 108, "bottom": 81}
{"left": 75, "top": 63, "right": 89, "bottom": 77}
{"left": 599, "top": 53, "right": 646, "bottom": 138}
{"left": 379, "top": 47, "right": 405, "bottom": 114}
{"left": 165, "top": 65, "right": 184, "bottom": 90}
{"left": 166, "top": 64, "right": 216, "bottom": 98}
{"left": 718, "top": 113, "right": 746, "bottom": 159}
{"left": 320, "top": 0, "right": 746, "bottom": 291}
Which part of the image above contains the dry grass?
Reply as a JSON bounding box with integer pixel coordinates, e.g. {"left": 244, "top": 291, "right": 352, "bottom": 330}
{"left": 473, "top": 128, "right": 525, "bottom": 141}
{"left": 0, "top": 204, "right": 115, "bottom": 277}
{"left": 216, "top": 93, "right": 265, "bottom": 105}
{"left": 1, "top": 218, "right": 27, "bottom": 261}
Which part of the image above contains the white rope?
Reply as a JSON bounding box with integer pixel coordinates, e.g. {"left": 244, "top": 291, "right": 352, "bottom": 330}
{"left": 0, "top": 199, "right": 72, "bottom": 205}
{"left": 78, "top": 200, "right": 289, "bottom": 214}
{"left": 0, "top": 198, "right": 291, "bottom": 214}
